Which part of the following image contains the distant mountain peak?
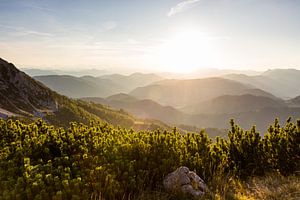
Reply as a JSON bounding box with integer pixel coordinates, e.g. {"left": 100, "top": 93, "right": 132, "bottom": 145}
{"left": 262, "top": 68, "right": 300, "bottom": 76}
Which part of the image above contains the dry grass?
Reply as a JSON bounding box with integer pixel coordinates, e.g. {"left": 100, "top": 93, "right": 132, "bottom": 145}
{"left": 132, "top": 173, "right": 300, "bottom": 200}
{"left": 243, "top": 174, "right": 300, "bottom": 200}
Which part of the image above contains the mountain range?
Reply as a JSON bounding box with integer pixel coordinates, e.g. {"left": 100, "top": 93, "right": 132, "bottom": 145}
{"left": 0, "top": 58, "right": 169, "bottom": 130}
{"left": 80, "top": 73, "right": 299, "bottom": 132}
{"left": 288, "top": 95, "right": 300, "bottom": 106}
{"left": 82, "top": 92, "right": 300, "bottom": 132}
{"left": 1, "top": 57, "right": 300, "bottom": 133}
{"left": 22, "top": 68, "right": 109, "bottom": 77}
{"left": 34, "top": 73, "right": 162, "bottom": 98}
{"left": 224, "top": 69, "right": 300, "bottom": 99}
{"left": 129, "top": 78, "right": 277, "bottom": 108}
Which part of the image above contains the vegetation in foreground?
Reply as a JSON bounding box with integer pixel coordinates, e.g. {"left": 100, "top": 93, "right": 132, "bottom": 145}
{"left": 0, "top": 118, "right": 299, "bottom": 199}
{"left": 135, "top": 174, "right": 300, "bottom": 200}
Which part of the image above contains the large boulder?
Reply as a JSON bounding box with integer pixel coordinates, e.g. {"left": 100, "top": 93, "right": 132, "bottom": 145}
{"left": 163, "top": 166, "right": 206, "bottom": 198}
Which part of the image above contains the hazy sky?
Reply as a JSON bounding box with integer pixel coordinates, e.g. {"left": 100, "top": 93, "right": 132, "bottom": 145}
{"left": 0, "top": 0, "right": 300, "bottom": 73}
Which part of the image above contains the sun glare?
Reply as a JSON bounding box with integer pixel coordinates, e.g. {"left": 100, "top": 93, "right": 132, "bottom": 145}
{"left": 156, "top": 30, "right": 213, "bottom": 73}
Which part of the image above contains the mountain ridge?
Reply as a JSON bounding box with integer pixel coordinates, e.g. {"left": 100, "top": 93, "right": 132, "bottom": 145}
{"left": 130, "top": 77, "right": 277, "bottom": 108}
{"left": 34, "top": 73, "right": 163, "bottom": 98}
{"left": 0, "top": 58, "right": 170, "bottom": 130}
{"left": 224, "top": 69, "right": 300, "bottom": 99}
{"left": 83, "top": 93, "right": 300, "bottom": 132}
{"left": 182, "top": 94, "right": 286, "bottom": 114}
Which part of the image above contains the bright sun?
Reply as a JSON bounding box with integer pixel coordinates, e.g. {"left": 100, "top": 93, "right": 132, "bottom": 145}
{"left": 156, "top": 30, "right": 213, "bottom": 73}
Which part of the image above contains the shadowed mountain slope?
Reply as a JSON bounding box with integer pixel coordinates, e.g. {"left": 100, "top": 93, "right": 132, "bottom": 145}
{"left": 0, "top": 58, "right": 169, "bottom": 130}
{"left": 287, "top": 95, "right": 300, "bottom": 107}
{"left": 224, "top": 69, "right": 300, "bottom": 99}
{"left": 34, "top": 75, "right": 123, "bottom": 98}
{"left": 83, "top": 93, "right": 300, "bottom": 132}
{"left": 182, "top": 94, "right": 287, "bottom": 114}
{"left": 0, "top": 58, "right": 58, "bottom": 116}
{"left": 82, "top": 94, "right": 185, "bottom": 125}
{"left": 34, "top": 73, "right": 163, "bottom": 98}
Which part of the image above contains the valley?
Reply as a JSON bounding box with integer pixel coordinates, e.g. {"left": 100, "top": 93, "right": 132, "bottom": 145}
{"left": 25, "top": 62, "right": 300, "bottom": 133}
{"left": 1, "top": 1, "right": 300, "bottom": 199}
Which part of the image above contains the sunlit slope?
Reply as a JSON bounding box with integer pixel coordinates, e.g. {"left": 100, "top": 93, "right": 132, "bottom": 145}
{"left": 0, "top": 58, "right": 169, "bottom": 130}
{"left": 224, "top": 69, "right": 300, "bottom": 99}
{"left": 130, "top": 78, "right": 277, "bottom": 108}
{"left": 83, "top": 93, "right": 300, "bottom": 132}
{"left": 0, "top": 117, "right": 299, "bottom": 199}
{"left": 82, "top": 94, "right": 185, "bottom": 125}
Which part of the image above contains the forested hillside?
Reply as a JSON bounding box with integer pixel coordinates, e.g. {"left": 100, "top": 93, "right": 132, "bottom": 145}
{"left": 0, "top": 58, "right": 169, "bottom": 130}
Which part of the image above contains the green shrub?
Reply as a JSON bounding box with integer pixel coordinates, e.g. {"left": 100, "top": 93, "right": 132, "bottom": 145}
{"left": 0, "top": 118, "right": 299, "bottom": 199}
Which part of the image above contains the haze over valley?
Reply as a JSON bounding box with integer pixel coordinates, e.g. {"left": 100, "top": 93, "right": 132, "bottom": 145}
{"left": 1, "top": 56, "right": 299, "bottom": 133}
{"left": 1, "top": 1, "right": 300, "bottom": 199}
{"left": 28, "top": 66, "right": 299, "bottom": 132}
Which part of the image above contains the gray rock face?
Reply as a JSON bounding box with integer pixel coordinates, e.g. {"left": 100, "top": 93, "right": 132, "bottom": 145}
{"left": 0, "top": 58, "right": 58, "bottom": 115}
{"left": 163, "top": 166, "right": 206, "bottom": 198}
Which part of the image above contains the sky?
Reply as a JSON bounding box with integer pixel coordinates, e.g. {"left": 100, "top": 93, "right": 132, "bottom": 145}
{"left": 0, "top": 0, "right": 300, "bottom": 73}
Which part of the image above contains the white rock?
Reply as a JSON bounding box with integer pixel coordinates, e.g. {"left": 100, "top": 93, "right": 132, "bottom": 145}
{"left": 163, "top": 166, "right": 206, "bottom": 198}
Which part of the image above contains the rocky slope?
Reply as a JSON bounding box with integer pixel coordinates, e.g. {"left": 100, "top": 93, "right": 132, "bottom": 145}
{"left": 0, "top": 58, "right": 169, "bottom": 130}
{"left": 0, "top": 58, "right": 58, "bottom": 117}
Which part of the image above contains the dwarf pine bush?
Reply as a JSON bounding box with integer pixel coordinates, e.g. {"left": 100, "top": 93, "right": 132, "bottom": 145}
{"left": 0, "top": 118, "right": 299, "bottom": 199}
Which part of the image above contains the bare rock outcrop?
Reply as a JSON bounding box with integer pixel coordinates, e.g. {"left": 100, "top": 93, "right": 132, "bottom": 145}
{"left": 0, "top": 58, "right": 58, "bottom": 115}
{"left": 163, "top": 166, "right": 206, "bottom": 198}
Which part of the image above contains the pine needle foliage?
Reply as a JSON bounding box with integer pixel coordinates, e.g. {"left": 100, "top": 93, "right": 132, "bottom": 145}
{"left": 0, "top": 118, "right": 299, "bottom": 199}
